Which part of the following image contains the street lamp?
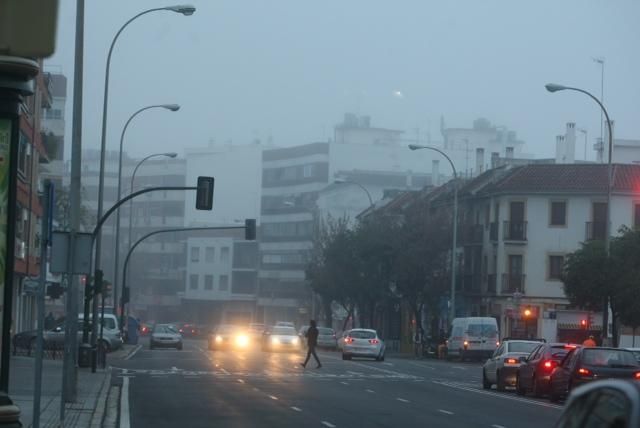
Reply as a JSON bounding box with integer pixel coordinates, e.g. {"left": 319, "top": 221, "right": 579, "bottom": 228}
{"left": 408, "top": 144, "right": 459, "bottom": 325}
{"left": 545, "top": 82, "right": 614, "bottom": 344}
{"left": 334, "top": 178, "right": 374, "bottom": 207}
{"left": 92, "top": 4, "right": 195, "bottom": 349}
{"left": 127, "top": 152, "right": 178, "bottom": 253}
{"left": 112, "top": 104, "right": 180, "bottom": 313}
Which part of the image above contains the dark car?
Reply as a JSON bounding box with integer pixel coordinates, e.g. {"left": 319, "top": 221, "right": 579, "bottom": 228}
{"left": 178, "top": 323, "right": 200, "bottom": 337}
{"left": 549, "top": 347, "right": 640, "bottom": 403}
{"left": 554, "top": 379, "right": 640, "bottom": 427}
{"left": 516, "top": 343, "right": 578, "bottom": 397}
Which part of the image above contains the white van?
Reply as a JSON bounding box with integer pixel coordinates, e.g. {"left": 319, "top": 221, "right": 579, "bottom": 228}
{"left": 447, "top": 317, "right": 499, "bottom": 360}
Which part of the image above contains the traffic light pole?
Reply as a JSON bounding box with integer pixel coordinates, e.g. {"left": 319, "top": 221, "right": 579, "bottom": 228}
{"left": 119, "top": 221, "right": 255, "bottom": 333}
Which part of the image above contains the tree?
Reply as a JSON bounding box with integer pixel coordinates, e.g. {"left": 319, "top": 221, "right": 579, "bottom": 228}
{"left": 611, "top": 228, "right": 640, "bottom": 346}
{"left": 54, "top": 185, "right": 92, "bottom": 231}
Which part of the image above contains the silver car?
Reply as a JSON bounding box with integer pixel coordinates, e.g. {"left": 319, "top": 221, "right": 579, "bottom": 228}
{"left": 482, "top": 340, "right": 541, "bottom": 391}
{"left": 150, "top": 324, "right": 183, "bottom": 350}
{"left": 299, "top": 326, "right": 338, "bottom": 350}
{"left": 342, "top": 329, "right": 385, "bottom": 361}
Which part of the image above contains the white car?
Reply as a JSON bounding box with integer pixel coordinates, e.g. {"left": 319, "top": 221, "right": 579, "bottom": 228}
{"left": 482, "top": 340, "right": 541, "bottom": 391}
{"left": 150, "top": 324, "right": 183, "bottom": 350}
{"left": 342, "top": 329, "right": 385, "bottom": 361}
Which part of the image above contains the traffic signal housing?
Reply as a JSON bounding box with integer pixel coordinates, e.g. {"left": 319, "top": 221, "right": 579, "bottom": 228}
{"left": 245, "top": 219, "right": 256, "bottom": 240}
{"left": 195, "top": 176, "right": 215, "bottom": 210}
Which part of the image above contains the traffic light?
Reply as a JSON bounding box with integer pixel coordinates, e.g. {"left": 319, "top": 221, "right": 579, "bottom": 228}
{"left": 93, "top": 269, "right": 104, "bottom": 294}
{"left": 523, "top": 307, "right": 532, "bottom": 318}
{"left": 122, "top": 286, "right": 130, "bottom": 305}
{"left": 46, "top": 282, "right": 63, "bottom": 299}
{"left": 245, "top": 219, "right": 256, "bottom": 240}
{"left": 580, "top": 319, "right": 587, "bottom": 329}
{"left": 195, "top": 176, "right": 214, "bottom": 210}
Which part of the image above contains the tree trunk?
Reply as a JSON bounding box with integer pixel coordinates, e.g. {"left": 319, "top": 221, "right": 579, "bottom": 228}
{"left": 602, "top": 295, "right": 610, "bottom": 345}
{"left": 368, "top": 300, "right": 376, "bottom": 330}
{"left": 322, "top": 297, "right": 333, "bottom": 328}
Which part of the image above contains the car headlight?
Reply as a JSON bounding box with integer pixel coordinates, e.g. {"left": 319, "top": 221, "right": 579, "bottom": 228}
{"left": 271, "top": 337, "right": 280, "bottom": 345}
{"left": 292, "top": 337, "right": 299, "bottom": 345}
{"left": 236, "top": 334, "right": 249, "bottom": 347}
{"left": 215, "top": 335, "right": 223, "bottom": 343}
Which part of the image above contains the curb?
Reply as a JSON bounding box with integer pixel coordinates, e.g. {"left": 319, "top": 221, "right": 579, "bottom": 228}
{"left": 89, "top": 368, "right": 112, "bottom": 428}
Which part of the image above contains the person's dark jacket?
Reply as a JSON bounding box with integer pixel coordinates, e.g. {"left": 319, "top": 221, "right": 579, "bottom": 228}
{"left": 305, "top": 326, "right": 319, "bottom": 347}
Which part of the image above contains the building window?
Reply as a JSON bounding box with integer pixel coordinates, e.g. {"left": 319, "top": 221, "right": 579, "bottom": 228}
{"left": 549, "top": 201, "right": 567, "bottom": 226}
{"left": 548, "top": 255, "right": 565, "bottom": 280}
{"left": 191, "top": 247, "right": 200, "bottom": 263}
{"left": 204, "top": 274, "right": 214, "bottom": 290}
{"left": 634, "top": 203, "right": 640, "bottom": 229}
{"left": 220, "top": 247, "right": 230, "bottom": 263}
{"left": 17, "top": 133, "right": 32, "bottom": 181}
{"left": 189, "top": 274, "right": 199, "bottom": 290}
{"left": 219, "top": 275, "right": 229, "bottom": 291}
{"left": 205, "top": 247, "right": 215, "bottom": 263}
{"left": 303, "top": 164, "right": 313, "bottom": 178}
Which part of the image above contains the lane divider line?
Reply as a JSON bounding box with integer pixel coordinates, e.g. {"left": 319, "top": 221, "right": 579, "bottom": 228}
{"left": 120, "top": 377, "right": 131, "bottom": 428}
{"left": 321, "top": 421, "right": 336, "bottom": 428}
{"left": 268, "top": 395, "right": 278, "bottom": 400}
{"left": 396, "top": 398, "right": 410, "bottom": 403}
{"left": 433, "top": 381, "right": 563, "bottom": 410}
{"left": 124, "top": 345, "right": 142, "bottom": 361}
{"left": 438, "top": 409, "right": 454, "bottom": 415}
{"left": 492, "top": 425, "right": 507, "bottom": 428}
{"left": 290, "top": 406, "right": 302, "bottom": 412}
{"left": 365, "top": 389, "right": 375, "bottom": 393}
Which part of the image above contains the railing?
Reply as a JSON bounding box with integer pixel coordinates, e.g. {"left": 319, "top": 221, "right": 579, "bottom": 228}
{"left": 489, "top": 222, "right": 499, "bottom": 242}
{"left": 501, "top": 273, "right": 526, "bottom": 294}
{"left": 585, "top": 221, "right": 607, "bottom": 241}
{"left": 503, "top": 221, "right": 527, "bottom": 241}
{"left": 462, "top": 224, "right": 484, "bottom": 245}
{"left": 487, "top": 274, "right": 497, "bottom": 294}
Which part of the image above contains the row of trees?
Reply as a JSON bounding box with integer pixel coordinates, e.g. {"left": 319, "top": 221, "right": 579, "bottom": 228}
{"left": 306, "top": 200, "right": 452, "bottom": 336}
{"left": 563, "top": 226, "right": 640, "bottom": 346}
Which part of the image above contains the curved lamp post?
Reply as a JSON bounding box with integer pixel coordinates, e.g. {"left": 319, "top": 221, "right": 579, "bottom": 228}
{"left": 545, "top": 82, "right": 614, "bottom": 344}
{"left": 408, "top": 144, "right": 459, "bottom": 326}
{"left": 92, "top": 5, "right": 195, "bottom": 346}
{"left": 112, "top": 104, "right": 180, "bottom": 312}
{"left": 334, "top": 178, "right": 374, "bottom": 207}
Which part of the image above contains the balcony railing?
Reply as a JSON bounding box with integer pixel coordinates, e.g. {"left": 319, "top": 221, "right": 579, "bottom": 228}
{"left": 503, "top": 221, "right": 527, "bottom": 242}
{"left": 489, "top": 222, "right": 498, "bottom": 242}
{"left": 487, "top": 274, "right": 497, "bottom": 294}
{"left": 501, "top": 273, "right": 526, "bottom": 294}
{"left": 585, "top": 221, "right": 607, "bottom": 241}
{"left": 462, "top": 224, "right": 484, "bottom": 245}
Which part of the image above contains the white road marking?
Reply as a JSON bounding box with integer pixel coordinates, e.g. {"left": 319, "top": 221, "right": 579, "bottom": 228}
{"left": 451, "top": 366, "right": 467, "bottom": 370}
{"left": 321, "top": 421, "right": 336, "bottom": 428}
{"left": 403, "top": 361, "right": 436, "bottom": 370}
{"left": 253, "top": 387, "right": 260, "bottom": 392}
{"left": 120, "top": 377, "right": 131, "bottom": 428}
{"left": 237, "top": 379, "right": 245, "bottom": 384}
{"left": 492, "top": 425, "right": 507, "bottom": 428}
{"left": 438, "top": 409, "right": 454, "bottom": 415}
{"left": 383, "top": 362, "right": 393, "bottom": 366}
{"left": 220, "top": 368, "right": 230, "bottom": 375}
{"left": 396, "top": 398, "right": 410, "bottom": 403}
{"left": 433, "top": 381, "right": 563, "bottom": 410}
{"left": 365, "top": 389, "right": 375, "bottom": 393}
{"left": 171, "top": 366, "right": 179, "bottom": 371}
{"left": 124, "top": 345, "right": 142, "bottom": 360}
{"left": 290, "top": 406, "right": 302, "bottom": 412}
{"left": 268, "top": 395, "right": 278, "bottom": 400}
{"left": 340, "top": 381, "right": 349, "bottom": 385}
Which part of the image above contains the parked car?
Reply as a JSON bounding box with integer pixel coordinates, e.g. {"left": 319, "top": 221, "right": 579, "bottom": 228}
{"left": 208, "top": 325, "right": 250, "bottom": 350}
{"left": 447, "top": 317, "right": 499, "bottom": 361}
{"left": 248, "top": 323, "right": 265, "bottom": 343}
{"left": 78, "top": 314, "right": 123, "bottom": 352}
{"left": 549, "top": 347, "right": 640, "bottom": 403}
{"left": 554, "top": 379, "right": 640, "bottom": 427}
{"left": 150, "top": 324, "right": 183, "bottom": 350}
{"left": 262, "top": 326, "right": 301, "bottom": 352}
{"left": 342, "top": 329, "right": 385, "bottom": 361}
{"left": 299, "top": 326, "right": 338, "bottom": 350}
{"left": 275, "top": 321, "right": 295, "bottom": 329}
{"left": 516, "top": 343, "right": 577, "bottom": 397}
{"left": 177, "top": 323, "right": 200, "bottom": 337}
{"left": 482, "top": 340, "right": 541, "bottom": 391}
{"left": 626, "top": 347, "right": 640, "bottom": 364}
{"left": 337, "top": 331, "right": 349, "bottom": 351}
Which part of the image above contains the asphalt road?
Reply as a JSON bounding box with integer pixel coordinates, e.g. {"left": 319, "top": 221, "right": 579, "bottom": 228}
{"left": 111, "top": 339, "right": 563, "bottom": 428}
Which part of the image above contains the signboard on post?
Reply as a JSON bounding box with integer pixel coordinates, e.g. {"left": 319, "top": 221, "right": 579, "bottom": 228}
{"left": 50, "top": 232, "right": 93, "bottom": 274}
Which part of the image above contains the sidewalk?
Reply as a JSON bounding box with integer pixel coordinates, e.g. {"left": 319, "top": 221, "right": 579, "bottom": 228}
{"left": 9, "top": 344, "right": 135, "bottom": 427}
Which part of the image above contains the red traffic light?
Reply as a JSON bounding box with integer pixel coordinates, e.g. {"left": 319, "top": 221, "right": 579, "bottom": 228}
{"left": 580, "top": 319, "right": 588, "bottom": 329}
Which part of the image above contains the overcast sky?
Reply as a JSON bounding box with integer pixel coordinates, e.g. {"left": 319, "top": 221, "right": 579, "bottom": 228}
{"left": 46, "top": 0, "right": 640, "bottom": 161}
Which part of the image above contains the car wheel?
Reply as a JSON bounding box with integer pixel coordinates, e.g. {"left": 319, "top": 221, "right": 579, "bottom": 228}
{"left": 99, "top": 340, "right": 111, "bottom": 354}
{"left": 379, "top": 354, "right": 385, "bottom": 362}
{"left": 515, "top": 375, "right": 526, "bottom": 396}
{"left": 177, "top": 344, "right": 183, "bottom": 350}
{"left": 496, "top": 370, "right": 506, "bottom": 392}
{"left": 549, "top": 384, "right": 561, "bottom": 403}
{"left": 482, "top": 370, "right": 492, "bottom": 390}
{"left": 532, "top": 376, "right": 543, "bottom": 398}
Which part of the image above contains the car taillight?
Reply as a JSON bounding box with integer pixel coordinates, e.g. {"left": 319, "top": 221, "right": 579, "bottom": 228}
{"left": 345, "top": 337, "right": 354, "bottom": 344}
{"left": 634, "top": 372, "right": 640, "bottom": 380}
{"left": 369, "top": 339, "right": 379, "bottom": 344}
{"left": 505, "top": 358, "right": 518, "bottom": 364}
{"left": 577, "top": 367, "right": 593, "bottom": 377}
{"left": 565, "top": 344, "right": 577, "bottom": 349}
{"left": 543, "top": 360, "right": 557, "bottom": 371}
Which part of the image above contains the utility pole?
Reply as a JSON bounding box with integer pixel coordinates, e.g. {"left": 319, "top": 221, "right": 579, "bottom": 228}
{"left": 61, "top": 0, "right": 85, "bottom": 416}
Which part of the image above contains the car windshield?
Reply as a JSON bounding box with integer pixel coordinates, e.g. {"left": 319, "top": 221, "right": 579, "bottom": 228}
{"left": 507, "top": 342, "right": 539, "bottom": 353}
{"left": 271, "top": 327, "right": 296, "bottom": 335}
{"left": 318, "top": 328, "right": 334, "bottom": 335}
{"left": 155, "top": 325, "right": 177, "bottom": 334}
{"left": 349, "top": 331, "right": 376, "bottom": 339}
{"left": 582, "top": 349, "right": 639, "bottom": 367}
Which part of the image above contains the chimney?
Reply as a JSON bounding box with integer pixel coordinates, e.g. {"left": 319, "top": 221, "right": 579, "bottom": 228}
{"left": 475, "top": 148, "right": 485, "bottom": 175}
{"left": 564, "top": 122, "right": 576, "bottom": 163}
{"left": 491, "top": 152, "right": 500, "bottom": 169}
{"left": 432, "top": 160, "right": 440, "bottom": 186}
{"left": 555, "top": 135, "right": 566, "bottom": 163}
{"left": 505, "top": 147, "right": 514, "bottom": 159}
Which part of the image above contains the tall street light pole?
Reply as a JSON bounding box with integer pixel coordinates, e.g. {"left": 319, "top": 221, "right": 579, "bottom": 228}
{"left": 593, "top": 57, "right": 605, "bottom": 159}
{"left": 112, "top": 104, "right": 179, "bottom": 315}
{"left": 545, "top": 82, "right": 614, "bottom": 345}
{"left": 408, "top": 144, "right": 459, "bottom": 326}
{"left": 92, "top": 4, "right": 195, "bottom": 358}
{"left": 334, "top": 178, "right": 375, "bottom": 207}
{"left": 578, "top": 128, "right": 588, "bottom": 161}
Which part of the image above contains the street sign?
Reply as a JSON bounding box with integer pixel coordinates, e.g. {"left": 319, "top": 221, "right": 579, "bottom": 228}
{"left": 50, "top": 231, "right": 93, "bottom": 274}
{"left": 23, "top": 278, "right": 39, "bottom": 295}
{"left": 0, "top": 1, "right": 59, "bottom": 57}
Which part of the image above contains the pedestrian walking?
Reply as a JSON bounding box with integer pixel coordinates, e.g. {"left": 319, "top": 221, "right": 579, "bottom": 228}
{"left": 582, "top": 335, "right": 597, "bottom": 347}
{"left": 301, "top": 320, "right": 322, "bottom": 369}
